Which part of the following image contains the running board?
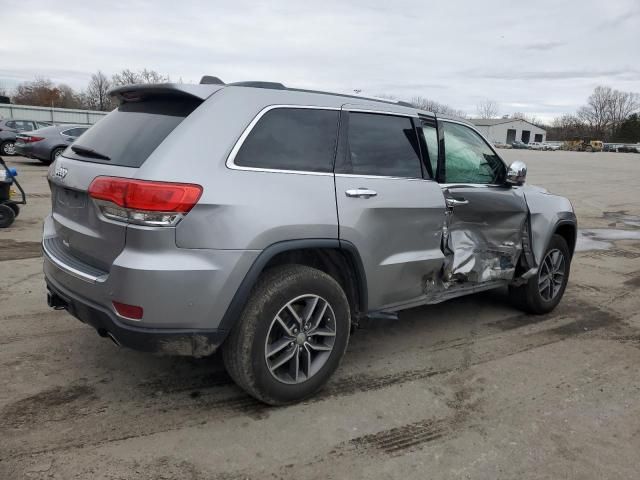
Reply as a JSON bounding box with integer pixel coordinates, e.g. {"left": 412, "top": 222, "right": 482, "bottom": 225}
{"left": 382, "top": 280, "right": 508, "bottom": 313}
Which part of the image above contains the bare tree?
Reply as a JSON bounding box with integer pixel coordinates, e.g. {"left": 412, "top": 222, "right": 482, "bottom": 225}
{"left": 410, "top": 96, "right": 467, "bottom": 118}
{"left": 84, "top": 71, "right": 112, "bottom": 111}
{"left": 476, "top": 99, "right": 499, "bottom": 119}
{"left": 111, "top": 68, "right": 140, "bottom": 87}
{"left": 608, "top": 89, "right": 640, "bottom": 136}
{"left": 577, "top": 86, "right": 612, "bottom": 138}
{"left": 112, "top": 68, "right": 170, "bottom": 87}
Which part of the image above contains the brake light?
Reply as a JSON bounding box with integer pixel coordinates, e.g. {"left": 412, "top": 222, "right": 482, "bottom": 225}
{"left": 113, "top": 301, "right": 143, "bottom": 320}
{"left": 88, "top": 177, "right": 202, "bottom": 226}
{"left": 20, "top": 135, "right": 45, "bottom": 143}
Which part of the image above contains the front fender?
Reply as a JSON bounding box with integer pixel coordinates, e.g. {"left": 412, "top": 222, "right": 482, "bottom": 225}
{"left": 522, "top": 185, "right": 576, "bottom": 265}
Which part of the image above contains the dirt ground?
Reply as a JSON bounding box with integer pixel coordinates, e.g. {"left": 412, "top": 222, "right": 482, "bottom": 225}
{"left": 1, "top": 150, "right": 640, "bottom": 479}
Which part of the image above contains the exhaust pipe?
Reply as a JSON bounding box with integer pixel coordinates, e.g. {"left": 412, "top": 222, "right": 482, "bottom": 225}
{"left": 47, "top": 290, "right": 68, "bottom": 310}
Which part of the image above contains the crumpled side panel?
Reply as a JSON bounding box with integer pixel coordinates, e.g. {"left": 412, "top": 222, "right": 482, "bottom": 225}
{"left": 444, "top": 226, "right": 522, "bottom": 283}
{"left": 440, "top": 186, "right": 528, "bottom": 284}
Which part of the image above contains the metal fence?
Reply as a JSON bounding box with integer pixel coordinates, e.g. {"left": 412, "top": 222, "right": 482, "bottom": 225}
{"left": 0, "top": 104, "right": 108, "bottom": 125}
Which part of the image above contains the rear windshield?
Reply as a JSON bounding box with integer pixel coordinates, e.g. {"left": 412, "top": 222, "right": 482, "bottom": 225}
{"left": 63, "top": 97, "right": 200, "bottom": 167}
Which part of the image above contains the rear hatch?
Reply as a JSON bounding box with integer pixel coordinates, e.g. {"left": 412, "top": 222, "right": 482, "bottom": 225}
{"left": 47, "top": 84, "right": 217, "bottom": 272}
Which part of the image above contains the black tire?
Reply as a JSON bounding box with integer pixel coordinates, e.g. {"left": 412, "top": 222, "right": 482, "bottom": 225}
{"left": 1, "top": 140, "right": 16, "bottom": 156}
{"left": 509, "top": 234, "right": 571, "bottom": 314}
{"left": 48, "top": 147, "right": 65, "bottom": 164}
{"left": 223, "top": 264, "right": 351, "bottom": 405}
{"left": 0, "top": 204, "right": 16, "bottom": 228}
{"left": 7, "top": 202, "right": 20, "bottom": 218}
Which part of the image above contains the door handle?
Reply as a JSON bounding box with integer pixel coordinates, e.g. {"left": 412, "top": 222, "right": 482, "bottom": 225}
{"left": 345, "top": 188, "right": 377, "bottom": 199}
{"left": 445, "top": 197, "right": 469, "bottom": 207}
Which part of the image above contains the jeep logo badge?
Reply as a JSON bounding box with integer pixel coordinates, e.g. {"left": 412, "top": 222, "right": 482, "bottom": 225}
{"left": 54, "top": 165, "right": 68, "bottom": 180}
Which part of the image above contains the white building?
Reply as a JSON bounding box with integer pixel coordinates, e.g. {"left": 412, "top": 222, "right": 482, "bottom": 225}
{"left": 470, "top": 118, "right": 546, "bottom": 145}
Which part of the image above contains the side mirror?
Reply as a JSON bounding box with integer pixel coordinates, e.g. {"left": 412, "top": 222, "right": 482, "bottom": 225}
{"left": 506, "top": 160, "right": 527, "bottom": 186}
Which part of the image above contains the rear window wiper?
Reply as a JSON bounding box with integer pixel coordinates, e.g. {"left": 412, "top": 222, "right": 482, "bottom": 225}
{"left": 71, "top": 144, "right": 111, "bottom": 161}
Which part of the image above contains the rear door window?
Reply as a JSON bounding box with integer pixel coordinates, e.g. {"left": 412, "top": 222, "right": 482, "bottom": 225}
{"left": 234, "top": 107, "right": 339, "bottom": 172}
{"left": 345, "top": 112, "right": 422, "bottom": 178}
{"left": 63, "top": 97, "right": 201, "bottom": 166}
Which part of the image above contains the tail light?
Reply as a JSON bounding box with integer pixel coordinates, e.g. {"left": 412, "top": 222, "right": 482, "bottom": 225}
{"left": 88, "top": 176, "right": 202, "bottom": 226}
{"left": 18, "top": 135, "right": 45, "bottom": 143}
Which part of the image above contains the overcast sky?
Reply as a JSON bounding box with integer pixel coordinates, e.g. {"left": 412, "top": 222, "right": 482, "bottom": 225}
{"left": 1, "top": 0, "right": 638, "bottom": 121}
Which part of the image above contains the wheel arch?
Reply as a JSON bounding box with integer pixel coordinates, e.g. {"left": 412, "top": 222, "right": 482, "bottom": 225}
{"left": 554, "top": 221, "right": 577, "bottom": 258}
{"left": 218, "top": 239, "right": 368, "bottom": 334}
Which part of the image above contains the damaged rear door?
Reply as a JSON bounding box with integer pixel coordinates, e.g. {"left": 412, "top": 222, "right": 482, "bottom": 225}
{"left": 437, "top": 120, "right": 528, "bottom": 283}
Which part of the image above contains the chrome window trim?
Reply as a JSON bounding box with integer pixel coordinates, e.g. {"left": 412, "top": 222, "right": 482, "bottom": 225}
{"left": 344, "top": 107, "right": 418, "bottom": 118}
{"left": 226, "top": 104, "right": 340, "bottom": 176}
{"left": 335, "top": 173, "right": 436, "bottom": 182}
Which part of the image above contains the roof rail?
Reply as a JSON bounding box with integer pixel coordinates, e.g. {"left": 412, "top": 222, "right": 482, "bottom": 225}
{"left": 228, "top": 81, "right": 286, "bottom": 90}
{"left": 200, "top": 76, "right": 225, "bottom": 85}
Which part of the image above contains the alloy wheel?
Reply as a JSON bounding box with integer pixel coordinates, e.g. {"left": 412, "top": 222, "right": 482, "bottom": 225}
{"left": 538, "top": 249, "right": 565, "bottom": 301}
{"left": 264, "top": 294, "right": 337, "bottom": 384}
{"left": 2, "top": 142, "right": 15, "bottom": 155}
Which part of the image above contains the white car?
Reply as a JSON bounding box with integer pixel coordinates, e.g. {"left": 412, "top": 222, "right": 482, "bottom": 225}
{"left": 542, "top": 143, "right": 561, "bottom": 151}
{"left": 528, "top": 142, "right": 544, "bottom": 150}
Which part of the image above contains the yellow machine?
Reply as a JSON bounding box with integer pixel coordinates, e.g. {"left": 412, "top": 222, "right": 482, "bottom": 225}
{"left": 564, "top": 138, "right": 604, "bottom": 152}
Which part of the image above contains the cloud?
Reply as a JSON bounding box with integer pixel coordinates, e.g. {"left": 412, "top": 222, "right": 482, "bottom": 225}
{"left": 0, "top": 0, "right": 638, "bottom": 122}
{"left": 523, "top": 41, "right": 566, "bottom": 51}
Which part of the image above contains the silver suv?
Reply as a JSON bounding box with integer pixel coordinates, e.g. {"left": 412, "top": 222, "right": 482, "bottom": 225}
{"left": 43, "top": 78, "right": 576, "bottom": 404}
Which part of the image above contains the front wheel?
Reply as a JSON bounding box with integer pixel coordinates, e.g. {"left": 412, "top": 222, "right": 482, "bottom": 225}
{"left": 223, "top": 265, "right": 351, "bottom": 405}
{"left": 509, "top": 234, "right": 571, "bottom": 314}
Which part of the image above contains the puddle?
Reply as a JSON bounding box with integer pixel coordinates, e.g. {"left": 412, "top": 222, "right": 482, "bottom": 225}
{"left": 602, "top": 211, "right": 640, "bottom": 228}
{"left": 576, "top": 229, "right": 640, "bottom": 252}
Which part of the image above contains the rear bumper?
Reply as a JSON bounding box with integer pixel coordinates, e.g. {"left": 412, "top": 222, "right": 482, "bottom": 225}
{"left": 46, "top": 276, "right": 227, "bottom": 356}
{"left": 43, "top": 215, "right": 260, "bottom": 331}
{"left": 14, "top": 143, "right": 40, "bottom": 159}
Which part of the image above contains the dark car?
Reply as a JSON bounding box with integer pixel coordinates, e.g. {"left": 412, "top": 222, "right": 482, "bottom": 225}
{"left": 14, "top": 125, "right": 88, "bottom": 164}
{"left": 511, "top": 140, "right": 529, "bottom": 149}
{"left": 0, "top": 119, "right": 53, "bottom": 155}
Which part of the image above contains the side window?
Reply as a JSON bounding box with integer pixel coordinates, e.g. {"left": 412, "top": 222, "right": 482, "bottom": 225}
{"left": 15, "top": 121, "right": 32, "bottom": 131}
{"left": 347, "top": 112, "right": 422, "bottom": 178}
{"left": 234, "top": 108, "right": 339, "bottom": 172}
{"left": 443, "top": 122, "right": 506, "bottom": 184}
{"left": 420, "top": 119, "right": 439, "bottom": 179}
{"left": 5, "top": 121, "right": 16, "bottom": 129}
{"left": 63, "top": 128, "right": 87, "bottom": 137}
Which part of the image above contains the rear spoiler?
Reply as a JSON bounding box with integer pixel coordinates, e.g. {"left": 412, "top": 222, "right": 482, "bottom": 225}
{"left": 108, "top": 83, "right": 223, "bottom": 102}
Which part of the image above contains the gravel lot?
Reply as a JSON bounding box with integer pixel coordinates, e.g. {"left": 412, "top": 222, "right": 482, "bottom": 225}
{"left": 1, "top": 150, "right": 640, "bottom": 479}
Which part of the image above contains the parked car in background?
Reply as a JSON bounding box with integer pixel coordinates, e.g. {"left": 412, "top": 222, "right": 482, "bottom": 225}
{"left": 543, "top": 143, "right": 561, "bottom": 151}
{"left": 528, "top": 142, "right": 543, "bottom": 150}
{"left": 0, "top": 119, "right": 53, "bottom": 155}
{"left": 615, "top": 145, "right": 640, "bottom": 153}
{"left": 43, "top": 79, "right": 577, "bottom": 405}
{"left": 511, "top": 140, "right": 529, "bottom": 149}
{"left": 493, "top": 141, "right": 512, "bottom": 149}
{"left": 14, "top": 125, "right": 89, "bottom": 165}
{"left": 603, "top": 144, "right": 622, "bottom": 152}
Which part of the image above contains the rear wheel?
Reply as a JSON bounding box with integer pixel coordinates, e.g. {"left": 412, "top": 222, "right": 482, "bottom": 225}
{"left": 47, "top": 147, "right": 65, "bottom": 164}
{"left": 1, "top": 141, "right": 15, "bottom": 156}
{"left": 509, "top": 234, "right": 570, "bottom": 314}
{"left": 223, "top": 265, "right": 351, "bottom": 405}
{"left": 0, "top": 204, "right": 16, "bottom": 228}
